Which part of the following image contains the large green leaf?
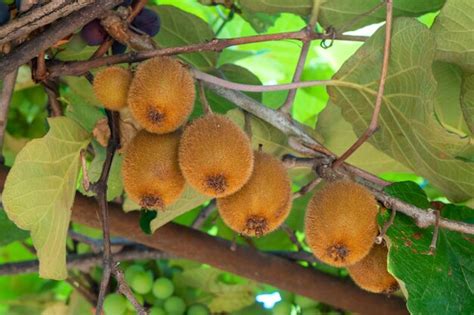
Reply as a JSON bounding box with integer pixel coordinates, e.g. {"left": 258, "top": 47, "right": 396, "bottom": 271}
{"left": 0, "top": 208, "right": 28, "bottom": 246}
{"left": 461, "top": 73, "right": 474, "bottom": 134}
{"left": 153, "top": 5, "right": 217, "bottom": 70}
{"left": 2, "top": 117, "right": 90, "bottom": 279}
{"left": 238, "top": 0, "right": 445, "bottom": 31}
{"left": 328, "top": 18, "right": 474, "bottom": 201}
{"left": 384, "top": 182, "right": 474, "bottom": 315}
{"left": 431, "top": 0, "right": 474, "bottom": 72}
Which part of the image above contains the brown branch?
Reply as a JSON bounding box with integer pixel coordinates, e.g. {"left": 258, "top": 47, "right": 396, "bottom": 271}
{"left": 42, "top": 80, "right": 62, "bottom": 117}
{"left": 0, "top": 0, "right": 94, "bottom": 45}
{"left": 198, "top": 80, "right": 212, "bottom": 115}
{"left": 46, "top": 31, "right": 368, "bottom": 78}
{"left": 192, "top": 199, "right": 216, "bottom": 229}
{"left": 281, "top": 224, "right": 304, "bottom": 252}
{"left": 293, "top": 177, "right": 321, "bottom": 199}
{"left": 67, "top": 274, "right": 97, "bottom": 305}
{"left": 332, "top": 0, "right": 393, "bottom": 168}
{"left": 113, "top": 265, "right": 147, "bottom": 314}
{"left": 375, "top": 209, "right": 396, "bottom": 244}
{"left": 0, "top": 0, "right": 123, "bottom": 79}
{"left": 429, "top": 210, "right": 440, "bottom": 255}
{"left": 0, "top": 68, "right": 18, "bottom": 153}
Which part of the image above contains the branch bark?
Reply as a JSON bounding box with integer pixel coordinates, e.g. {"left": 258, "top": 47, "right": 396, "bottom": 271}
{"left": 0, "top": 68, "right": 18, "bottom": 152}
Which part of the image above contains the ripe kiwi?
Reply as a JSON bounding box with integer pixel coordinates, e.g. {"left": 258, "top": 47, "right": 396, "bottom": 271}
{"left": 127, "top": 56, "right": 195, "bottom": 134}
{"left": 347, "top": 244, "right": 399, "bottom": 294}
{"left": 93, "top": 66, "right": 132, "bottom": 110}
{"left": 178, "top": 114, "right": 254, "bottom": 197}
{"left": 305, "top": 180, "right": 378, "bottom": 267}
{"left": 122, "top": 130, "right": 185, "bottom": 209}
{"left": 217, "top": 151, "right": 292, "bottom": 237}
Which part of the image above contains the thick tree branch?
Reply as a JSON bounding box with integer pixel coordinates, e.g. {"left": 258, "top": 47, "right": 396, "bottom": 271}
{"left": 0, "top": 68, "right": 18, "bottom": 153}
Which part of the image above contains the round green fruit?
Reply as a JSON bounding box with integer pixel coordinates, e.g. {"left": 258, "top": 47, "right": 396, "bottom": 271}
{"left": 126, "top": 293, "right": 144, "bottom": 311}
{"left": 131, "top": 271, "right": 154, "bottom": 294}
{"left": 164, "top": 296, "right": 186, "bottom": 315}
{"left": 294, "top": 295, "right": 319, "bottom": 309}
{"left": 272, "top": 301, "right": 293, "bottom": 315}
{"left": 125, "top": 264, "right": 145, "bottom": 284}
{"left": 149, "top": 306, "right": 167, "bottom": 315}
{"left": 152, "top": 277, "right": 175, "bottom": 299}
{"left": 187, "top": 303, "right": 210, "bottom": 315}
{"left": 103, "top": 293, "right": 127, "bottom": 315}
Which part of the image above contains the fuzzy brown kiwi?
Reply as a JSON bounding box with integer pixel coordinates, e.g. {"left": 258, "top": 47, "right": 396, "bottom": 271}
{"left": 347, "top": 244, "right": 399, "bottom": 294}
{"left": 122, "top": 130, "right": 185, "bottom": 209}
{"left": 127, "top": 56, "right": 195, "bottom": 134}
{"left": 93, "top": 66, "right": 132, "bottom": 110}
{"left": 217, "top": 151, "right": 292, "bottom": 237}
{"left": 305, "top": 180, "right": 378, "bottom": 267}
{"left": 178, "top": 114, "right": 254, "bottom": 197}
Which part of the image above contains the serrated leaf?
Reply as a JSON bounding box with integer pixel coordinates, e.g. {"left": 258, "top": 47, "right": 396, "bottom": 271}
{"left": 239, "top": 0, "right": 445, "bottom": 32}
{"left": 461, "top": 73, "right": 474, "bottom": 134}
{"left": 2, "top": 117, "right": 90, "bottom": 279}
{"left": 150, "top": 185, "right": 210, "bottom": 232}
{"left": 431, "top": 0, "right": 474, "bottom": 72}
{"left": 153, "top": 5, "right": 217, "bottom": 70}
{"left": 384, "top": 182, "right": 474, "bottom": 314}
{"left": 0, "top": 208, "right": 28, "bottom": 246}
{"left": 328, "top": 18, "right": 474, "bottom": 202}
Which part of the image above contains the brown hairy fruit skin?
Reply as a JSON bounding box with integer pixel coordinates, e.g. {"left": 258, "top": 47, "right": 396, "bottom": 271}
{"left": 127, "top": 56, "right": 195, "bottom": 134}
{"left": 347, "top": 244, "right": 399, "bottom": 294}
{"left": 178, "top": 114, "right": 254, "bottom": 197}
{"left": 217, "top": 151, "right": 292, "bottom": 237}
{"left": 305, "top": 180, "right": 378, "bottom": 267}
{"left": 122, "top": 130, "right": 185, "bottom": 210}
{"left": 93, "top": 66, "right": 132, "bottom": 110}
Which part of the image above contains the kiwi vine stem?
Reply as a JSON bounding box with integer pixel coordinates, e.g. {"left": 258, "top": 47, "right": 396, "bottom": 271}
{"left": 0, "top": 68, "right": 18, "bottom": 157}
{"left": 332, "top": 0, "right": 393, "bottom": 168}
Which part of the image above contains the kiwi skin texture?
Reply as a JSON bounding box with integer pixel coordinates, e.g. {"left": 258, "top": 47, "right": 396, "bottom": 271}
{"left": 122, "top": 130, "right": 185, "bottom": 210}
{"left": 178, "top": 114, "right": 254, "bottom": 198}
{"left": 93, "top": 66, "right": 132, "bottom": 110}
{"left": 305, "top": 180, "right": 378, "bottom": 267}
{"left": 127, "top": 56, "right": 195, "bottom": 134}
{"left": 347, "top": 244, "right": 399, "bottom": 294}
{"left": 217, "top": 151, "right": 292, "bottom": 237}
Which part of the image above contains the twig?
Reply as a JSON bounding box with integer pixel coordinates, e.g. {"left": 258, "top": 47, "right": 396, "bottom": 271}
{"left": 244, "top": 110, "right": 252, "bottom": 138}
{"left": 332, "top": 0, "right": 393, "bottom": 168}
{"left": 80, "top": 149, "right": 91, "bottom": 191}
{"left": 270, "top": 250, "right": 319, "bottom": 264}
{"left": 293, "top": 177, "right": 321, "bottom": 199}
{"left": 68, "top": 231, "right": 134, "bottom": 253}
{"left": 113, "top": 265, "right": 147, "bottom": 314}
{"left": 198, "top": 80, "right": 212, "bottom": 115}
{"left": 46, "top": 31, "right": 368, "bottom": 78}
{"left": 0, "top": 68, "right": 18, "bottom": 154}
{"left": 280, "top": 224, "right": 303, "bottom": 251}
{"left": 337, "top": 1, "right": 386, "bottom": 33}
{"left": 67, "top": 275, "right": 97, "bottom": 305}
{"left": 429, "top": 210, "right": 440, "bottom": 255}
{"left": 192, "top": 199, "right": 216, "bottom": 229}
{"left": 375, "top": 209, "right": 396, "bottom": 244}
{"left": 42, "top": 80, "right": 62, "bottom": 116}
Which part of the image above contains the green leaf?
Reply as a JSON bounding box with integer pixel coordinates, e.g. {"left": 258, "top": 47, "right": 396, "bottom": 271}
{"left": 432, "top": 61, "right": 471, "bottom": 136}
{"left": 139, "top": 210, "right": 157, "bottom": 235}
{"left": 239, "top": 0, "right": 445, "bottom": 31}
{"left": 153, "top": 5, "right": 217, "bottom": 70}
{"left": 150, "top": 185, "right": 210, "bottom": 233}
{"left": 384, "top": 183, "right": 474, "bottom": 315}
{"left": 240, "top": 8, "right": 280, "bottom": 33}
{"left": 2, "top": 117, "right": 90, "bottom": 279}
{"left": 328, "top": 18, "right": 474, "bottom": 202}
{"left": 431, "top": 0, "right": 474, "bottom": 72}
{"left": 461, "top": 73, "right": 474, "bottom": 134}
{"left": 0, "top": 208, "right": 28, "bottom": 246}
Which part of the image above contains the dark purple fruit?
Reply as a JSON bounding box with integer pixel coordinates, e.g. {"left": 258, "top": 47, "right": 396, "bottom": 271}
{"left": 132, "top": 8, "right": 160, "bottom": 37}
{"left": 112, "top": 41, "right": 127, "bottom": 55}
{"left": 0, "top": 3, "right": 10, "bottom": 26}
{"left": 81, "top": 19, "right": 107, "bottom": 46}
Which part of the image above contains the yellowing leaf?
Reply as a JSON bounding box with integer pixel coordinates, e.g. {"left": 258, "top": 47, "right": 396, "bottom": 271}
{"left": 2, "top": 117, "right": 90, "bottom": 280}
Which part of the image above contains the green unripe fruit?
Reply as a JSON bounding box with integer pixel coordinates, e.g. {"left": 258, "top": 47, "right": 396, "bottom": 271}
{"left": 294, "top": 295, "right": 318, "bottom": 309}
{"left": 164, "top": 296, "right": 186, "bottom": 315}
{"left": 125, "top": 264, "right": 145, "bottom": 284}
{"left": 144, "top": 292, "right": 157, "bottom": 305}
{"left": 187, "top": 304, "right": 210, "bottom": 315}
{"left": 302, "top": 307, "right": 322, "bottom": 315}
{"left": 152, "top": 277, "right": 175, "bottom": 299}
{"left": 150, "top": 306, "right": 167, "bottom": 315}
{"left": 103, "top": 293, "right": 127, "bottom": 315}
{"left": 273, "top": 301, "right": 293, "bottom": 315}
{"left": 126, "top": 293, "right": 144, "bottom": 311}
{"left": 131, "top": 271, "right": 154, "bottom": 294}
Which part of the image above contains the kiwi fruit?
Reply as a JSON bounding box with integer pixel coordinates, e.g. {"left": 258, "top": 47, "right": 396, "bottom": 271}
{"left": 93, "top": 66, "right": 132, "bottom": 110}
{"left": 122, "top": 130, "right": 185, "bottom": 209}
{"left": 127, "top": 56, "right": 195, "bottom": 134}
{"left": 305, "top": 180, "right": 378, "bottom": 267}
{"left": 178, "top": 114, "right": 254, "bottom": 197}
{"left": 217, "top": 151, "right": 292, "bottom": 237}
{"left": 347, "top": 244, "right": 399, "bottom": 294}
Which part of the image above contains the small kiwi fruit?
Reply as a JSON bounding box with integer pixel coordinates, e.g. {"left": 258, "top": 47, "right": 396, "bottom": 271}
{"left": 178, "top": 114, "right": 254, "bottom": 197}
{"left": 127, "top": 56, "right": 195, "bottom": 134}
{"left": 217, "top": 151, "right": 292, "bottom": 237}
{"left": 122, "top": 130, "right": 185, "bottom": 209}
{"left": 93, "top": 66, "right": 132, "bottom": 110}
{"left": 347, "top": 244, "right": 399, "bottom": 294}
{"left": 305, "top": 180, "right": 378, "bottom": 267}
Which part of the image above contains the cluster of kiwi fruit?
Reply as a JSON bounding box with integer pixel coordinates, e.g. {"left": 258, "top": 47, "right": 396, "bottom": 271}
{"left": 305, "top": 180, "right": 399, "bottom": 294}
{"left": 92, "top": 56, "right": 293, "bottom": 238}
